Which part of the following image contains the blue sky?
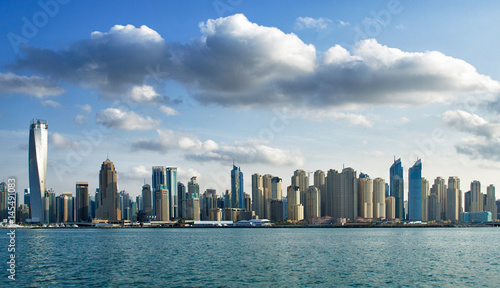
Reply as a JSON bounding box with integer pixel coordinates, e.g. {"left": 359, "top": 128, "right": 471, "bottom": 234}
{"left": 2, "top": 0, "right": 500, "bottom": 201}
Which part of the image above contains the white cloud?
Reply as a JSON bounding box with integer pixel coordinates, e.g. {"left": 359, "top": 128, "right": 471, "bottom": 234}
{"left": 127, "top": 85, "right": 164, "bottom": 105}
{"left": 295, "top": 17, "right": 333, "bottom": 30}
{"left": 159, "top": 105, "right": 179, "bottom": 116}
{"left": 0, "top": 72, "right": 64, "bottom": 98}
{"left": 177, "top": 167, "right": 202, "bottom": 182}
{"left": 41, "top": 99, "right": 61, "bottom": 108}
{"left": 296, "top": 109, "right": 372, "bottom": 128}
{"left": 49, "top": 132, "right": 79, "bottom": 149}
{"left": 13, "top": 14, "right": 500, "bottom": 111}
{"left": 96, "top": 108, "right": 160, "bottom": 130}
{"left": 442, "top": 110, "right": 499, "bottom": 138}
{"left": 74, "top": 115, "right": 88, "bottom": 124}
{"left": 339, "top": 20, "right": 350, "bottom": 26}
{"left": 131, "top": 129, "right": 304, "bottom": 166}
{"left": 77, "top": 104, "right": 92, "bottom": 113}
{"left": 120, "top": 165, "right": 150, "bottom": 180}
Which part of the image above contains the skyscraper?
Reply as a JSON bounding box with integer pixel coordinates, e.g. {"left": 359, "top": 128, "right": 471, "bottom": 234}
{"left": 287, "top": 185, "right": 303, "bottom": 221}
{"left": 142, "top": 184, "right": 152, "bottom": 218}
{"left": 431, "top": 177, "right": 447, "bottom": 220}
{"left": 0, "top": 182, "right": 8, "bottom": 221}
{"left": 231, "top": 164, "right": 244, "bottom": 209}
{"left": 471, "top": 181, "right": 483, "bottom": 212}
{"left": 485, "top": 185, "right": 497, "bottom": 221}
{"left": 166, "top": 167, "right": 177, "bottom": 219}
{"left": 76, "top": 182, "right": 89, "bottom": 222}
{"left": 187, "top": 176, "right": 200, "bottom": 220}
{"left": 390, "top": 158, "right": 404, "bottom": 220}
{"left": 373, "top": 178, "right": 386, "bottom": 219}
{"left": 340, "top": 167, "right": 358, "bottom": 220}
{"left": 326, "top": 169, "right": 340, "bottom": 217}
{"left": 251, "top": 173, "right": 264, "bottom": 218}
{"left": 29, "top": 119, "right": 48, "bottom": 223}
{"left": 313, "top": 170, "right": 326, "bottom": 216}
{"left": 421, "top": 178, "right": 430, "bottom": 222}
{"left": 292, "top": 169, "right": 309, "bottom": 215}
{"left": 262, "top": 174, "right": 273, "bottom": 219}
{"left": 178, "top": 182, "right": 186, "bottom": 219}
{"left": 155, "top": 185, "right": 169, "bottom": 221}
{"left": 271, "top": 177, "right": 282, "bottom": 200}
{"left": 358, "top": 176, "right": 373, "bottom": 219}
{"left": 305, "top": 186, "right": 321, "bottom": 219}
{"left": 408, "top": 159, "right": 422, "bottom": 221}
{"left": 446, "top": 177, "right": 460, "bottom": 222}
{"left": 96, "top": 158, "right": 121, "bottom": 220}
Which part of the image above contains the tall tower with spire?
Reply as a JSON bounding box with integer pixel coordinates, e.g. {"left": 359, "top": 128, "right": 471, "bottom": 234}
{"left": 96, "top": 158, "right": 121, "bottom": 220}
{"left": 29, "top": 119, "right": 48, "bottom": 223}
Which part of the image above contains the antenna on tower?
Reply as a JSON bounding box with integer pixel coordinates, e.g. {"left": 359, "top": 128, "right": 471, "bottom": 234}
{"left": 106, "top": 153, "right": 109, "bottom": 161}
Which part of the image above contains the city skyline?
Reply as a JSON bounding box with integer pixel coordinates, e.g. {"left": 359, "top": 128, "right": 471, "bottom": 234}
{"left": 2, "top": 2, "right": 500, "bottom": 202}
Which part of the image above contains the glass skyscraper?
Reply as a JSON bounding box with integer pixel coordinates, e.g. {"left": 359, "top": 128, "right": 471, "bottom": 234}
{"left": 231, "top": 164, "right": 244, "bottom": 209}
{"left": 390, "top": 158, "right": 404, "bottom": 220}
{"left": 152, "top": 166, "right": 177, "bottom": 220}
{"left": 408, "top": 159, "right": 422, "bottom": 221}
{"left": 29, "top": 119, "right": 48, "bottom": 223}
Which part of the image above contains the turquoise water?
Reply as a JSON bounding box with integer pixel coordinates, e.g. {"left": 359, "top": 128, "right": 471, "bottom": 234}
{"left": 1, "top": 227, "right": 500, "bottom": 287}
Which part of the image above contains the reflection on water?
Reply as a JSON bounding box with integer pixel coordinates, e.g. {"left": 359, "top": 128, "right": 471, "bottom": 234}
{"left": 1, "top": 228, "right": 500, "bottom": 287}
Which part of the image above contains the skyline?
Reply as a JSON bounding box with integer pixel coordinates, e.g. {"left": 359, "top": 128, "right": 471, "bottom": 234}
{"left": 2, "top": 1, "right": 500, "bottom": 200}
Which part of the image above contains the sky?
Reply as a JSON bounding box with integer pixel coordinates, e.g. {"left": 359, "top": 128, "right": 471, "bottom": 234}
{"left": 1, "top": 0, "right": 500, "bottom": 202}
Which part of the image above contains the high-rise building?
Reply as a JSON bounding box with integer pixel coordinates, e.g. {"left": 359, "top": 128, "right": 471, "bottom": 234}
{"left": 464, "top": 191, "right": 471, "bottom": 212}
{"left": 178, "top": 182, "right": 186, "bottom": 219}
{"left": 155, "top": 186, "right": 169, "bottom": 221}
{"left": 0, "top": 182, "right": 8, "bottom": 221}
{"left": 187, "top": 177, "right": 200, "bottom": 220}
{"left": 390, "top": 158, "right": 404, "bottom": 220}
{"left": 56, "top": 192, "right": 74, "bottom": 223}
{"left": 292, "top": 169, "right": 309, "bottom": 215}
{"left": 152, "top": 166, "right": 177, "bottom": 219}
{"left": 421, "top": 178, "right": 430, "bottom": 222}
{"left": 262, "top": 174, "right": 273, "bottom": 219}
{"left": 231, "top": 164, "right": 244, "bottom": 209}
{"left": 385, "top": 196, "right": 395, "bottom": 220}
{"left": 445, "top": 177, "right": 460, "bottom": 222}
{"left": 340, "top": 167, "right": 358, "bottom": 220}
{"left": 358, "top": 176, "right": 373, "bottom": 219}
{"left": 76, "top": 182, "right": 89, "bottom": 222}
{"left": 471, "top": 181, "right": 483, "bottom": 213}
{"left": 373, "top": 178, "right": 386, "bottom": 219}
{"left": 251, "top": 173, "right": 264, "bottom": 218}
{"left": 142, "top": 184, "right": 152, "bottom": 218}
{"left": 270, "top": 200, "right": 284, "bottom": 222}
{"left": 96, "top": 158, "right": 121, "bottom": 220}
{"left": 326, "top": 169, "right": 340, "bottom": 217}
{"left": 287, "top": 185, "right": 303, "bottom": 221}
{"left": 431, "top": 177, "right": 447, "bottom": 220}
{"left": 408, "top": 159, "right": 422, "bottom": 221}
{"left": 314, "top": 170, "right": 326, "bottom": 216}
{"left": 427, "top": 193, "right": 441, "bottom": 222}
{"left": 485, "top": 185, "right": 497, "bottom": 221}
{"left": 271, "top": 177, "right": 282, "bottom": 201}
{"left": 29, "top": 119, "right": 48, "bottom": 223}
{"left": 305, "top": 186, "right": 320, "bottom": 219}
{"left": 201, "top": 189, "right": 217, "bottom": 220}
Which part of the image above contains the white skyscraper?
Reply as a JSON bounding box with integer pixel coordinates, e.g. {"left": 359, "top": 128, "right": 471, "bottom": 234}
{"left": 29, "top": 119, "right": 48, "bottom": 223}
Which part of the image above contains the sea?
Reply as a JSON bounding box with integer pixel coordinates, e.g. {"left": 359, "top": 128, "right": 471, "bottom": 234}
{"left": 1, "top": 227, "right": 499, "bottom": 287}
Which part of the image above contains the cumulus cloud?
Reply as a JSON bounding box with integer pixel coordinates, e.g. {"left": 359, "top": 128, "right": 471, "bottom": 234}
{"left": 159, "top": 105, "right": 179, "bottom": 116}
{"left": 131, "top": 129, "right": 304, "bottom": 166}
{"left": 0, "top": 72, "right": 64, "bottom": 98}
{"left": 41, "top": 99, "right": 61, "bottom": 108}
{"left": 96, "top": 108, "right": 160, "bottom": 130}
{"left": 74, "top": 115, "right": 88, "bottom": 124}
{"left": 442, "top": 110, "right": 499, "bottom": 139}
{"left": 120, "top": 165, "right": 150, "bottom": 180}
{"left": 50, "top": 132, "right": 79, "bottom": 149}
{"left": 14, "top": 24, "right": 168, "bottom": 96}
{"left": 11, "top": 14, "right": 500, "bottom": 110}
{"left": 77, "top": 104, "right": 92, "bottom": 113}
{"left": 295, "top": 17, "right": 333, "bottom": 30}
{"left": 443, "top": 110, "right": 500, "bottom": 161}
{"left": 126, "top": 85, "right": 166, "bottom": 105}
